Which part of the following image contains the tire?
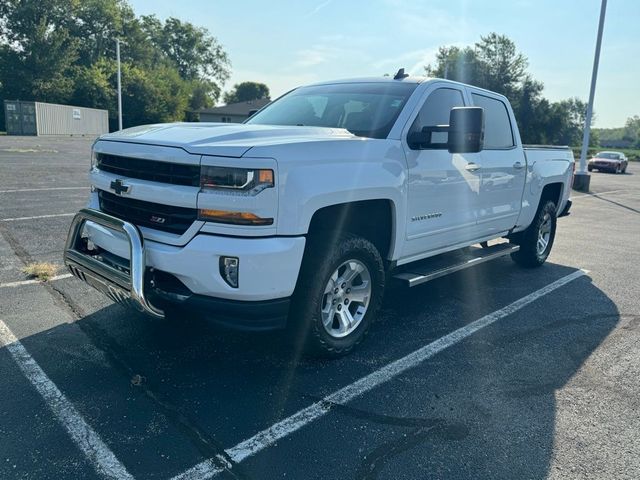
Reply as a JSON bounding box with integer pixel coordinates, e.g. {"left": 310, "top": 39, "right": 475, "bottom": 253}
{"left": 290, "top": 233, "right": 385, "bottom": 357}
{"left": 511, "top": 200, "right": 557, "bottom": 268}
{"left": 616, "top": 164, "right": 622, "bottom": 174}
{"left": 587, "top": 166, "right": 593, "bottom": 172}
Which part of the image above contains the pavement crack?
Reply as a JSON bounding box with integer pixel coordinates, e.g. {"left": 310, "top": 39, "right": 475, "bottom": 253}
{"left": 71, "top": 317, "right": 249, "bottom": 480}
{"left": 590, "top": 193, "right": 640, "bottom": 215}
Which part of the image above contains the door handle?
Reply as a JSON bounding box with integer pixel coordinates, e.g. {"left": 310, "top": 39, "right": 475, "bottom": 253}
{"left": 465, "top": 163, "right": 481, "bottom": 172}
{"left": 513, "top": 161, "right": 525, "bottom": 170}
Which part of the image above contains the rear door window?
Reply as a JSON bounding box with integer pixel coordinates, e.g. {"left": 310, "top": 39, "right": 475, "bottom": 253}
{"left": 471, "top": 93, "right": 514, "bottom": 149}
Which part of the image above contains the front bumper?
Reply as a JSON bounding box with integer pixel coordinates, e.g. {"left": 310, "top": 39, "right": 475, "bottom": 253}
{"left": 64, "top": 208, "right": 306, "bottom": 328}
{"left": 589, "top": 163, "right": 618, "bottom": 171}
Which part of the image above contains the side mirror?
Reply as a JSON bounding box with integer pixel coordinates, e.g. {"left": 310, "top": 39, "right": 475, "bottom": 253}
{"left": 448, "top": 107, "right": 484, "bottom": 154}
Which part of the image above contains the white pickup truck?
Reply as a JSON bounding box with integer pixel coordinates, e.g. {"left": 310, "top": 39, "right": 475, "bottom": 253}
{"left": 64, "top": 73, "right": 574, "bottom": 355}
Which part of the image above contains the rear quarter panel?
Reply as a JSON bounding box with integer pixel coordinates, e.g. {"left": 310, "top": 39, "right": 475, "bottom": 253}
{"left": 516, "top": 148, "right": 574, "bottom": 231}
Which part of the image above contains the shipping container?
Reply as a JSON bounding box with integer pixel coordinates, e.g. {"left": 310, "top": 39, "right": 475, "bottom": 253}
{"left": 3, "top": 100, "right": 108, "bottom": 136}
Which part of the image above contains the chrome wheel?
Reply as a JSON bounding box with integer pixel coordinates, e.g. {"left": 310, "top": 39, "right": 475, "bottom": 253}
{"left": 320, "top": 259, "right": 371, "bottom": 338}
{"left": 537, "top": 213, "right": 552, "bottom": 256}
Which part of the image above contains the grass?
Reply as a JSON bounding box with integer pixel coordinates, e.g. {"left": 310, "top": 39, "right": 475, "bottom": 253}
{"left": 22, "top": 262, "right": 58, "bottom": 281}
{"left": 571, "top": 147, "right": 640, "bottom": 162}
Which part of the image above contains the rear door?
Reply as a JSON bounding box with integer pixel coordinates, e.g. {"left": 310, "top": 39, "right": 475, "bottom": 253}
{"left": 470, "top": 92, "right": 526, "bottom": 236}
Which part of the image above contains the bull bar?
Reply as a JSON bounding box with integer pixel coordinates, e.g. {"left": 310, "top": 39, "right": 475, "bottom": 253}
{"left": 63, "top": 208, "right": 165, "bottom": 318}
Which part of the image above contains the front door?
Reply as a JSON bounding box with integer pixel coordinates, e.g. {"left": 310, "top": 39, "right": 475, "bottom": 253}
{"left": 401, "top": 85, "right": 482, "bottom": 260}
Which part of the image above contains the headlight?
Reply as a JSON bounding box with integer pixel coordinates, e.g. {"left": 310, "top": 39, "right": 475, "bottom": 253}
{"left": 90, "top": 151, "right": 98, "bottom": 171}
{"left": 200, "top": 166, "right": 274, "bottom": 195}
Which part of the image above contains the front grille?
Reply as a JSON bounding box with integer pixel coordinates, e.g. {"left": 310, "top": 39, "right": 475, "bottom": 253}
{"left": 98, "top": 190, "right": 197, "bottom": 235}
{"left": 97, "top": 153, "right": 200, "bottom": 187}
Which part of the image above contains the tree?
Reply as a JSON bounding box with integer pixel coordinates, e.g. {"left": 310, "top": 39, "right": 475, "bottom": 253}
{"left": 223, "top": 82, "right": 270, "bottom": 104}
{"left": 0, "top": 0, "right": 231, "bottom": 130}
{"left": 142, "top": 16, "right": 230, "bottom": 83}
{"left": 424, "top": 33, "right": 592, "bottom": 145}
{"left": 0, "top": 0, "right": 79, "bottom": 103}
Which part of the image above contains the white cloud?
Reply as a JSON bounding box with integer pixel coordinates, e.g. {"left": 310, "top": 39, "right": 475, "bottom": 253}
{"left": 304, "top": 0, "right": 333, "bottom": 18}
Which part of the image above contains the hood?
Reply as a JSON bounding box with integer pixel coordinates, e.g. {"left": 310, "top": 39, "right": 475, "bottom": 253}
{"left": 99, "top": 122, "right": 355, "bottom": 158}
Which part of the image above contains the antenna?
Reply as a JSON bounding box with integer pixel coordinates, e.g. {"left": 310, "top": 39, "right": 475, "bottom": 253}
{"left": 393, "top": 68, "right": 409, "bottom": 80}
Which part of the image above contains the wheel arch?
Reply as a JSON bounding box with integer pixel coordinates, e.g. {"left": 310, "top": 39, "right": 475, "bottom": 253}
{"left": 306, "top": 199, "right": 396, "bottom": 262}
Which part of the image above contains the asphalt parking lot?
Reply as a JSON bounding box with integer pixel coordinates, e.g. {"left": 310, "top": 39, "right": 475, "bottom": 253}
{"left": 1, "top": 136, "right": 639, "bottom": 480}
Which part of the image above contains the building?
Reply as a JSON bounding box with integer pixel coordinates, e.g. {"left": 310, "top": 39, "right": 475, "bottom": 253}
{"left": 3, "top": 100, "right": 108, "bottom": 136}
{"left": 197, "top": 98, "right": 270, "bottom": 123}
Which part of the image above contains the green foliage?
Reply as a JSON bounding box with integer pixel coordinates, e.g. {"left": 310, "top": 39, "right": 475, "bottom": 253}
{"left": 594, "top": 116, "right": 640, "bottom": 148}
{"left": 0, "top": 0, "right": 231, "bottom": 130}
{"left": 223, "top": 82, "right": 270, "bottom": 104}
{"left": 424, "top": 33, "right": 594, "bottom": 146}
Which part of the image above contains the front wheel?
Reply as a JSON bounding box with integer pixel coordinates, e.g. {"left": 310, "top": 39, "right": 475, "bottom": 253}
{"left": 511, "top": 200, "right": 557, "bottom": 268}
{"left": 291, "top": 233, "right": 385, "bottom": 357}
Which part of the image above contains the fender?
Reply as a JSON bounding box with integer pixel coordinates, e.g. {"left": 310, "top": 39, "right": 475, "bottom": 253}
{"left": 247, "top": 138, "right": 407, "bottom": 259}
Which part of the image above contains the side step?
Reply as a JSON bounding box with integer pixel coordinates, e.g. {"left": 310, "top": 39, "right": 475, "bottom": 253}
{"left": 393, "top": 243, "right": 520, "bottom": 288}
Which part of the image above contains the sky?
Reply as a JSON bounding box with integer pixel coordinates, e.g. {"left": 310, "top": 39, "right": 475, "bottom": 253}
{"left": 128, "top": 0, "right": 638, "bottom": 128}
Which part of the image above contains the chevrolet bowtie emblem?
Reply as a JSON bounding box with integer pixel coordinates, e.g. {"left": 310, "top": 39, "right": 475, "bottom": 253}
{"left": 110, "top": 179, "right": 130, "bottom": 195}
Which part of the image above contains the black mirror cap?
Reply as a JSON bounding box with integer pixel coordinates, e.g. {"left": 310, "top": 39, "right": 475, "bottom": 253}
{"left": 448, "top": 107, "right": 484, "bottom": 154}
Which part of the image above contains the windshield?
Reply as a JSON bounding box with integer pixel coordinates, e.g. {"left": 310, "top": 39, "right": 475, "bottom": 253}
{"left": 596, "top": 152, "right": 621, "bottom": 159}
{"left": 245, "top": 82, "right": 418, "bottom": 139}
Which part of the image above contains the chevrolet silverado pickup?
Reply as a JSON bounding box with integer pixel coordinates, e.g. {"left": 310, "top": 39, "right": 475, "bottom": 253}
{"left": 64, "top": 73, "right": 574, "bottom": 355}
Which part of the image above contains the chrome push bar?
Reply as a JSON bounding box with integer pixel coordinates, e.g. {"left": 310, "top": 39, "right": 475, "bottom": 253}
{"left": 63, "top": 208, "right": 164, "bottom": 318}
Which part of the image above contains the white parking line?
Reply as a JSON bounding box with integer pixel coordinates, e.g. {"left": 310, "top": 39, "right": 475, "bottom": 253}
{"left": 0, "top": 319, "right": 133, "bottom": 479}
{"left": 1, "top": 213, "right": 75, "bottom": 222}
{"left": 172, "top": 268, "right": 588, "bottom": 480}
{"left": 0, "top": 187, "right": 87, "bottom": 194}
{"left": 0, "top": 273, "right": 72, "bottom": 289}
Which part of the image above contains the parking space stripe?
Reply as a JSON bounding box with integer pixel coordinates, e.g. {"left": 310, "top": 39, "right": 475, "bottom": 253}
{"left": 1, "top": 213, "right": 75, "bottom": 222}
{"left": 171, "top": 268, "right": 588, "bottom": 480}
{"left": 0, "top": 187, "right": 87, "bottom": 194}
{"left": 0, "top": 319, "right": 134, "bottom": 479}
{"left": 0, "top": 273, "right": 72, "bottom": 289}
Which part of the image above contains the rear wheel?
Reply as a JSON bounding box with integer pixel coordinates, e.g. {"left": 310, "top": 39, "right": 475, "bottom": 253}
{"left": 511, "top": 200, "right": 557, "bottom": 268}
{"left": 291, "top": 233, "right": 385, "bottom": 357}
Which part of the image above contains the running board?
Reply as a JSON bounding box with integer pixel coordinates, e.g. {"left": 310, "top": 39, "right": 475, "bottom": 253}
{"left": 393, "top": 243, "right": 520, "bottom": 288}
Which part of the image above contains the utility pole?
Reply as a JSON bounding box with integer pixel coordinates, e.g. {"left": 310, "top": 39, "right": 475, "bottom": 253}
{"left": 116, "top": 38, "right": 123, "bottom": 131}
{"left": 574, "top": 0, "right": 607, "bottom": 192}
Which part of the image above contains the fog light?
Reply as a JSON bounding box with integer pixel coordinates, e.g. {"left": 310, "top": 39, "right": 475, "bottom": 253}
{"left": 220, "top": 256, "right": 239, "bottom": 288}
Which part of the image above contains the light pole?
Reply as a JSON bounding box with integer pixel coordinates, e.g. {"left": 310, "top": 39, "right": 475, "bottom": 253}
{"left": 116, "top": 38, "right": 123, "bottom": 131}
{"left": 574, "top": 0, "right": 607, "bottom": 192}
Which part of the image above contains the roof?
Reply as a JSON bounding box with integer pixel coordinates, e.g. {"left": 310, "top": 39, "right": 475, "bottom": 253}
{"left": 306, "top": 76, "right": 429, "bottom": 87}
{"left": 198, "top": 98, "right": 271, "bottom": 116}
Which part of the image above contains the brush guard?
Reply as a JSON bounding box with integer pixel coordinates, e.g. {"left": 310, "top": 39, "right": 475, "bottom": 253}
{"left": 63, "top": 208, "right": 164, "bottom": 318}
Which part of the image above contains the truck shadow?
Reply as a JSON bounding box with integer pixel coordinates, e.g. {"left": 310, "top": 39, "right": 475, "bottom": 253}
{"left": 9, "top": 260, "right": 621, "bottom": 479}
